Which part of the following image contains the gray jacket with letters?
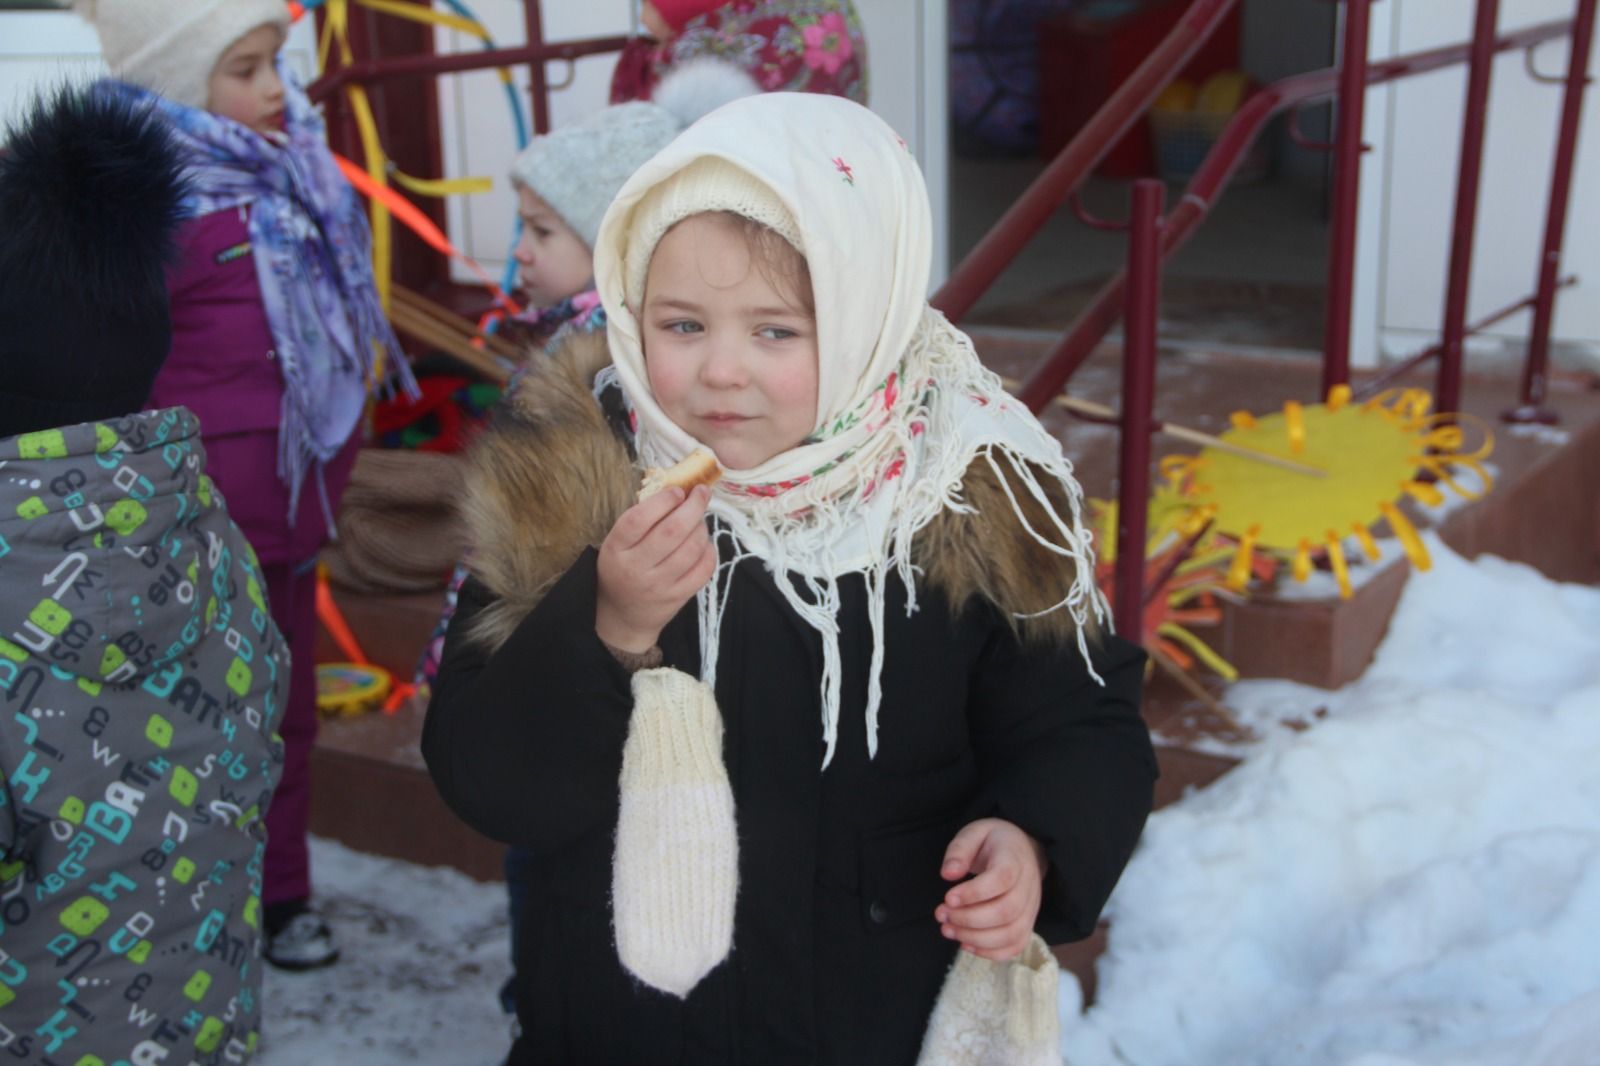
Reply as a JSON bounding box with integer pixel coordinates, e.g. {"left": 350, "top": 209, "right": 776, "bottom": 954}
{"left": 0, "top": 409, "right": 286, "bottom": 1065}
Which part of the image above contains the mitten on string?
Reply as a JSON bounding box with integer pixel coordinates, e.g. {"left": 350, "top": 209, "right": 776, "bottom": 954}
{"left": 612, "top": 667, "right": 738, "bottom": 998}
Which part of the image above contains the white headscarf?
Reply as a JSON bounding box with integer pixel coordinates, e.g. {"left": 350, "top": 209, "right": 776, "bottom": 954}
{"left": 594, "top": 93, "right": 1105, "bottom": 767}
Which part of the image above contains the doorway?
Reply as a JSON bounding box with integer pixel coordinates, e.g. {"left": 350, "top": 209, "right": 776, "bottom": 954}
{"left": 947, "top": 0, "right": 1339, "bottom": 356}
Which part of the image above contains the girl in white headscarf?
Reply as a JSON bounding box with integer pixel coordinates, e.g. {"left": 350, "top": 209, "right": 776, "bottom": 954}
{"left": 424, "top": 92, "right": 1155, "bottom": 1066}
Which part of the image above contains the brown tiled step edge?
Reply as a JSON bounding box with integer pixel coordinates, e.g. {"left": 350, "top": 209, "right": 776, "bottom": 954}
{"left": 309, "top": 585, "right": 508, "bottom": 883}
{"left": 308, "top": 694, "right": 507, "bottom": 883}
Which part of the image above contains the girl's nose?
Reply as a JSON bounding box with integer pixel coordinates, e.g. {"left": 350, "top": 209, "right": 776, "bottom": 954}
{"left": 699, "top": 335, "right": 748, "bottom": 388}
{"left": 513, "top": 233, "right": 535, "bottom": 265}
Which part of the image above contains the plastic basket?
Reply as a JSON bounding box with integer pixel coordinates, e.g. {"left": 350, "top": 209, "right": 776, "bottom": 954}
{"left": 1148, "top": 107, "right": 1270, "bottom": 184}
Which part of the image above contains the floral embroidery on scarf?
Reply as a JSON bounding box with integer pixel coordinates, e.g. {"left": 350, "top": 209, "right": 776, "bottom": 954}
{"left": 801, "top": 12, "right": 854, "bottom": 75}
{"left": 832, "top": 156, "right": 855, "bottom": 185}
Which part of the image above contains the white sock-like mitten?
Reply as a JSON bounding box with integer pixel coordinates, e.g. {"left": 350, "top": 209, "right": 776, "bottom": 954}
{"left": 612, "top": 667, "right": 738, "bottom": 998}
{"left": 917, "top": 934, "right": 1062, "bottom": 1066}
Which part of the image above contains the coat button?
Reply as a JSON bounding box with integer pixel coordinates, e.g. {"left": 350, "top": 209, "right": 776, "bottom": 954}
{"left": 868, "top": 900, "right": 889, "bottom": 924}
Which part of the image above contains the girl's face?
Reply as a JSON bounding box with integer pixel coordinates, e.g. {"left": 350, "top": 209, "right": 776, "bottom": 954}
{"left": 206, "top": 24, "right": 287, "bottom": 136}
{"left": 513, "top": 186, "right": 594, "bottom": 307}
{"left": 642, "top": 213, "right": 818, "bottom": 471}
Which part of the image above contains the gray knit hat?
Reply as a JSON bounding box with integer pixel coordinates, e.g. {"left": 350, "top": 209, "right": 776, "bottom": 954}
{"left": 510, "top": 102, "right": 680, "bottom": 251}
{"left": 74, "top": 0, "right": 291, "bottom": 110}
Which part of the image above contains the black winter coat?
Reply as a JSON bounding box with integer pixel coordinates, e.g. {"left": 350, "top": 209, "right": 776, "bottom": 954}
{"left": 426, "top": 546, "right": 1153, "bottom": 1065}
{"left": 423, "top": 334, "right": 1156, "bottom": 1064}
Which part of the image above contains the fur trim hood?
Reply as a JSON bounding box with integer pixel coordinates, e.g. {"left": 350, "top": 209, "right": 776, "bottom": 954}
{"left": 460, "top": 333, "right": 1094, "bottom": 653}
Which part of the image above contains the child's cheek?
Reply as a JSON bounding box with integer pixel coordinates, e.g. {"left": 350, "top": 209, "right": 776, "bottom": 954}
{"left": 644, "top": 342, "right": 688, "bottom": 413}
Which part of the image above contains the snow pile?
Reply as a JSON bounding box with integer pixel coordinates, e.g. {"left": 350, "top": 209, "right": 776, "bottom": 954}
{"left": 1064, "top": 537, "right": 1600, "bottom": 1066}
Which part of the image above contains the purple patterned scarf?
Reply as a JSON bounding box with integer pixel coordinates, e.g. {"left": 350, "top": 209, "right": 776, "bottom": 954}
{"left": 99, "top": 66, "right": 417, "bottom": 528}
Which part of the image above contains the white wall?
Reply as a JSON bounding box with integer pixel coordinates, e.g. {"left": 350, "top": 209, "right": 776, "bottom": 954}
{"left": 1355, "top": 0, "right": 1600, "bottom": 367}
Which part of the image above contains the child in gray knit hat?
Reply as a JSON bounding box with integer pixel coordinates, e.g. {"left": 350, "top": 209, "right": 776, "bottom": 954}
{"left": 509, "top": 103, "right": 679, "bottom": 309}
{"left": 504, "top": 59, "right": 760, "bottom": 333}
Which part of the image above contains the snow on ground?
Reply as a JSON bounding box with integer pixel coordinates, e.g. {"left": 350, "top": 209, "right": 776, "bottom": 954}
{"left": 1064, "top": 535, "right": 1600, "bottom": 1066}
{"left": 256, "top": 839, "right": 512, "bottom": 1065}
{"left": 250, "top": 536, "right": 1600, "bottom": 1065}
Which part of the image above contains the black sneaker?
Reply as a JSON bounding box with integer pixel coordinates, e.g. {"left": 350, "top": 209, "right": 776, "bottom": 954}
{"left": 264, "top": 902, "right": 340, "bottom": 971}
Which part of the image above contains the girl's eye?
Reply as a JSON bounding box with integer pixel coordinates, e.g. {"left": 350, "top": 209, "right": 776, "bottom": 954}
{"left": 533, "top": 228, "right": 553, "bottom": 239}
{"left": 759, "top": 326, "right": 798, "bottom": 341}
{"left": 664, "top": 320, "right": 704, "bottom": 335}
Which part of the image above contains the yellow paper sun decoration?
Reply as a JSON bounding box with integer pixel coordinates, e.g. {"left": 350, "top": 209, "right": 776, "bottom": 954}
{"left": 1165, "top": 386, "right": 1493, "bottom": 598}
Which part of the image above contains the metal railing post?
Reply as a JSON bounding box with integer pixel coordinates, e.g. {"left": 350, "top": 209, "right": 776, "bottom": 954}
{"left": 1512, "top": 0, "right": 1598, "bottom": 423}
{"left": 1437, "top": 0, "right": 1502, "bottom": 418}
{"left": 1322, "top": 0, "right": 1375, "bottom": 397}
{"left": 1114, "top": 180, "right": 1166, "bottom": 640}
{"left": 524, "top": 0, "right": 552, "bottom": 135}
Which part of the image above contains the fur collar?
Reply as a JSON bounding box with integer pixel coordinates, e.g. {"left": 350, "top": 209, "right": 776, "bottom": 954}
{"left": 460, "top": 333, "right": 1093, "bottom": 652}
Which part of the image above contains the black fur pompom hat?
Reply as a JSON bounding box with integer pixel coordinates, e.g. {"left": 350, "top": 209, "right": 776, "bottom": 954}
{"left": 0, "top": 85, "right": 189, "bottom": 439}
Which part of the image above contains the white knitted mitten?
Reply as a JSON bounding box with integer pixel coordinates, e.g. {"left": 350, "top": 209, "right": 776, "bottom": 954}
{"left": 916, "top": 934, "right": 1062, "bottom": 1066}
{"left": 612, "top": 667, "right": 738, "bottom": 998}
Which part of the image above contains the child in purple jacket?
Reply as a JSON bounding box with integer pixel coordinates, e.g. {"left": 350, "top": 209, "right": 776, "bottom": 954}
{"left": 78, "top": 0, "right": 416, "bottom": 970}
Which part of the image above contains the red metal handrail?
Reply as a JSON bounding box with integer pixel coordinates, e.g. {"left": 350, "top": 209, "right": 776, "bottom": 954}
{"left": 1113, "top": 180, "right": 1166, "bottom": 637}
{"left": 1011, "top": 13, "right": 1587, "bottom": 413}
{"left": 307, "top": 35, "right": 632, "bottom": 103}
{"left": 1436, "top": 0, "right": 1505, "bottom": 419}
{"left": 930, "top": 0, "right": 1242, "bottom": 323}
{"left": 1516, "top": 0, "right": 1598, "bottom": 421}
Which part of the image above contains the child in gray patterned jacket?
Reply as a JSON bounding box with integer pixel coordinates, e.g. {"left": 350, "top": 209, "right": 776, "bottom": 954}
{"left": 0, "top": 87, "right": 288, "bottom": 1064}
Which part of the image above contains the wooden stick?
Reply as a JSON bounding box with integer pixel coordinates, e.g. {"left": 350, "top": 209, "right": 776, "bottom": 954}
{"left": 996, "top": 375, "right": 1328, "bottom": 478}
{"left": 393, "top": 284, "right": 524, "bottom": 363}
{"left": 393, "top": 284, "right": 518, "bottom": 359}
{"left": 393, "top": 308, "right": 509, "bottom": 384}
{"left": 1147, "top": 645, "right": 1250, "bottom": 736}
{"left": 391, "top": 301, "right": 513, "bottom": 384}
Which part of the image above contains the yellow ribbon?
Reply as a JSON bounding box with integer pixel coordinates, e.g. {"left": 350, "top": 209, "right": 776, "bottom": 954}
{"left": 1284, "top": 401, "right": 1306, "bottom": 456}
{"left": 1156, "top": 623, "right": 1240, "bottom": 682}
{"left": 354, "top": 0, "right": 492, "bottom": 39}
{"left": 1226, "top": 526, "right": 1259, "bottom": 592}
{"left": 1292, "top": 538, "right": 1312, "bottom": 583}
{"left": 1351, "top": 522, "right": 1381, "bottom": 562}
{"left": 1378, "top": 501, "right": 1431, "bottom": 572}
{"left": 1325, "top": 531, "right": 1352, "bottom": 599}
{"left": 390, "top": 169, "right": 494, "bottom": 198}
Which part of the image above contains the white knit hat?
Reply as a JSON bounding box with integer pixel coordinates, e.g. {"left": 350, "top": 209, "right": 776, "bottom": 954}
{"left": 620, "top": 156, "right": 803, "bottom": 311}
{"left": 74, "top": 0, "right": 291, "bottom": 110}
